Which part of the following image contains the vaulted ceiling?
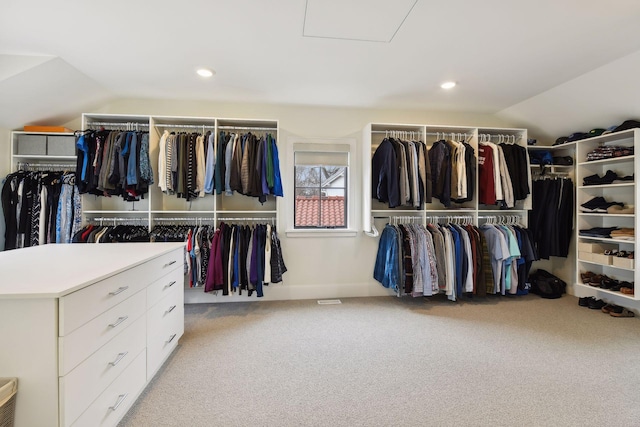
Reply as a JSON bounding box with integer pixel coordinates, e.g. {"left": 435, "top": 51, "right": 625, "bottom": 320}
{"left": 2, "top": 0, "right": 640, "bottom": 130}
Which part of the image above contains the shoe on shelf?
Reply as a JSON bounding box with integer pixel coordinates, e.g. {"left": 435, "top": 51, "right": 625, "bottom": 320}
{"left": 620, "top": 287, "right": 635, "bottom": 295}
{"left": 610, "top": 281, "right": 626, "bottom": 292}
{"left": 580, "top": 271, "right": 595, "bottom": 283}
{"left": 600, "top": 277, "right": 620, "bottom": 290}
{"left": 589, "top": 274, "right": 606, "bottom": 287}
{"left": 578, "top": 296, "right": 595, "bottom": 307}
{"left": 588, "top": 299, "right": 607, "bottom": 310}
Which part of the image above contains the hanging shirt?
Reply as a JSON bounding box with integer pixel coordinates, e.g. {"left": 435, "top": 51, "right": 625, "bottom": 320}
{"left": 478, "top": 143, "right": 497, "bottom": 205}
{"left": 481, "top": 225, "right": 511, "bottom": 294}
{"left": 204, "top": 132, "right": 215, "bottom": 194}
{"left": 158, "top": 130, "right": 168, "bottom": 192}
{"left": 196, "top": 135, "right": 206, "bottom": 197}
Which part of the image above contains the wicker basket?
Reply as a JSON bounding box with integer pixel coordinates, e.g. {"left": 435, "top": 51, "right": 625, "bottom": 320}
{"left": 0, "top": 378, "right": 17, "bottom": 427}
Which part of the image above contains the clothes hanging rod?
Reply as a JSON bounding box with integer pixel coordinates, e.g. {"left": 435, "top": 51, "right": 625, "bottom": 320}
{"left": 87, "top": 122, "right": 150, "bottom": 127}
{"left": 152, "top": 217, "right": 275, "bottom": 223}
{"left": 17, "top": 162, "right": 75, "bottom": 170}
{"left": 87, "top": 217, "right": 148, "bottom": 222}
{"left": 218, "top": 217, "right": 275, "bottom": 222}
{"left": 371, "top": 130, "right": 522, "bottom": 139}
{"left": 217, "top": 126, "right": 277, "bottom": 131}
{"left": 371, "top": 131, "right": 472, "bottom": 136}
{"left": 154, "top": 217, "right": 216, "bottom": 222}
{"left": 477, "top": 214, "right": 524, "bottom": 218}
{"left": 154, "top": 124, "right": 216, "bottom": 129}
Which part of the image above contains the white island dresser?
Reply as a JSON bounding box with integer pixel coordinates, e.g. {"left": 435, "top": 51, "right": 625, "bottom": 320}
{"left": 0, "top": 242, "right": 185, "bottom": 427}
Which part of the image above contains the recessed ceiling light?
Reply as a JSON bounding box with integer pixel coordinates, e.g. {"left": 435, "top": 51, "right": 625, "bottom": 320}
{"left": 441, "top": 81, "right": 456, "bottom": 89}
{"left": 196, "top": 68, "right": 214, "bottom": 78}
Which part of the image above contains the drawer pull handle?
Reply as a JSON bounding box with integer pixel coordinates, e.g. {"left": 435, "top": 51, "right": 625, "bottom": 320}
{"left": 166, "top": 333, "right": 177, "bottom": 344}
{"left": 108, "top": 286, "right": 129, "bottom": 296}
{"left": 108, "top": 352, "right": 128, "bottom": 367}
{"left": 163, "top": 260, "right": 177, "bottom": 268}
{"left": 109, "top": 393, "right": 128, "bottom": 411}
{"left": 108, "top": 316, "right": 129, "bottom": 328}
{"left": 165, "top": 305, "right": 177, "bottom": 315}
{"left": 164, "top": 281, "right": 177, "bottom": 289}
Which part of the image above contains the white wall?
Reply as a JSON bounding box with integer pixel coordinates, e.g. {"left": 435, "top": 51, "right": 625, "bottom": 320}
{"left": 78, "top": 98, "right": 514, "bottom": 302}
{"left": 498, "top": 48, "right": 640, "bottom": 145}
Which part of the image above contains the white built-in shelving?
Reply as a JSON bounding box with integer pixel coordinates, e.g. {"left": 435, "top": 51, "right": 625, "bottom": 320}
{"left": 575, "top": 128, "right": 639, "bottom": 301}
{"left": 362, "top": 123, "right": 531, "bottom": 234}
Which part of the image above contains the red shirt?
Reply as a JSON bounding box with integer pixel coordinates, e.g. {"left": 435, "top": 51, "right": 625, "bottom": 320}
{"left": 478, "top": 144, "right": 496, "bottom": 205}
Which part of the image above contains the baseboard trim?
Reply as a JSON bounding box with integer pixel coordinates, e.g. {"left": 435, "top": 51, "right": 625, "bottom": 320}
{"left": 184, "top": 282, "right": 395, "bottom": 303}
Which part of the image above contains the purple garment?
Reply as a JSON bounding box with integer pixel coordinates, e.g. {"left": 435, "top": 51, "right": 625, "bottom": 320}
{"left": 204, "top": 229, "right": 223, "bottom": 292}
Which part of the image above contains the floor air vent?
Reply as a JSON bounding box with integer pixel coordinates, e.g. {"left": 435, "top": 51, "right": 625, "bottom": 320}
{"left": 317, "top": 299, "right": 342, "bottom": 305}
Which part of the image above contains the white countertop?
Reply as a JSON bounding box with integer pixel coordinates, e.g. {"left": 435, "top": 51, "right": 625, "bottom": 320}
{"left": 0, "top": 242, "right": 185, "bottom": 298}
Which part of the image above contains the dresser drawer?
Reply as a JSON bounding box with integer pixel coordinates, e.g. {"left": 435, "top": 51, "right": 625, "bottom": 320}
{"left": 147, "top": 266, "right": 184, "bottom": 309}
{"left": 60, "top": 268, "right": 147, "bottom": 337}
{"left": 144, "top": 247, "right": 184, "bottom": 284}
{"left": 60, "top": 315, "right": 145, "bottom": 426}
{"left": 70, "top": 350, "right": 146, "bottom": 427}
{"left": 147, "top": 286, "right": 184, "bottom": 379}
{"left": 59, "top": 248, "right": 183, "bottom": 336}
{"left": 59, "top": 289, "right": 146, "bottom": 376}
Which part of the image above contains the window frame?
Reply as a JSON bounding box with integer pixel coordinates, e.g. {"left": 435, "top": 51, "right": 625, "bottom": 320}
{"left": 286, "top": 137, "right": 357, "bottom": 238}
{"left": 294, "top": 164, "right": 348, "bottom": 229}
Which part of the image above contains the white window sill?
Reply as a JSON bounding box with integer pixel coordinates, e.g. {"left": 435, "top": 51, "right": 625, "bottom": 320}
{"left": 285, "top": 228, "right": 358, "bottom": 238}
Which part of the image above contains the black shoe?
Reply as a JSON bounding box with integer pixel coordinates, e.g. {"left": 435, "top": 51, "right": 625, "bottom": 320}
{"left": 588, "top": 299, "right": 607, "bottom": 310}
{"left": 579, "top": 296, "right": 595, "bottom": 307}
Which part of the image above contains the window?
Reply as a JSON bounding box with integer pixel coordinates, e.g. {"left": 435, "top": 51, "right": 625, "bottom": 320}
{"left": 288, "top": 140, "right": 355, "bottom": 235}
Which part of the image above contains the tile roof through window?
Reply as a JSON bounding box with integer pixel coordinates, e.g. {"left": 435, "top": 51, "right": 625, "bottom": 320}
{"left": 295, "top": 196, "right": 345, "bottom": 227}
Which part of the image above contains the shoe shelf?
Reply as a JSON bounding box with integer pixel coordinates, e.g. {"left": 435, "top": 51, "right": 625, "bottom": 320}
{"left": 574, "top": 282, "right": 637, "bottom": 300}
{"left": 578, "top": 259, "right": 634, "bottom": 271}
{"left": 578, "top": 236, "right": 635, "bottom": 245}
{"left": 575, "top": 128, "right": 639, "bottom": 302}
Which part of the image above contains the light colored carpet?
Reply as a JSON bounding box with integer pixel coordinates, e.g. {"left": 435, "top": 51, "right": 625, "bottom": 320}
{"left": 119, "top": 295, "right": 640, "bottom": 427}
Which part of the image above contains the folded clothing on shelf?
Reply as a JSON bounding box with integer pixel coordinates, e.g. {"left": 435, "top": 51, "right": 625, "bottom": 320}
{"left": 607, "top": 205, "right": 635, "bottom": 214}
{"left": 582, "top": 170, "right": 633, "bottom": 186}
{"left": 583, "top": 170, "right": 617, "bottom": 185}
{"left": 614, "top": 174, "right": 635, "bottom": 183}
{"left": 579, "top": 227, "right": 620, "bottom": 238}
{"left": 586, "top": 145, "right": 634, "bottom": 161}
{"left": 610, "top": 228, "right": 635, "bottom": 240}
{"left": 580, "top": 196, "right": 624, "bottom": 213}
